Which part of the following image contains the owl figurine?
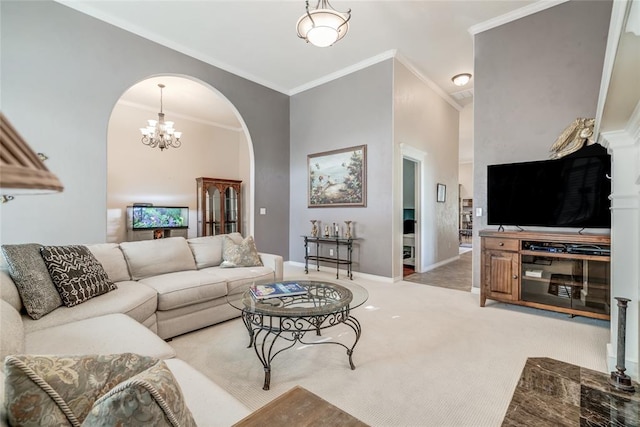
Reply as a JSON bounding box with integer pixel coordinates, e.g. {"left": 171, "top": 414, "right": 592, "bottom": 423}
{"left": 549, "top": 118, "right": 595, "bottom": 159}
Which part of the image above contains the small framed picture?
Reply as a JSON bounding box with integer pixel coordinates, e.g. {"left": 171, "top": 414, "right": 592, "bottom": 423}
{"left": 437, "top": 183, "right": 446, "bottom": 203}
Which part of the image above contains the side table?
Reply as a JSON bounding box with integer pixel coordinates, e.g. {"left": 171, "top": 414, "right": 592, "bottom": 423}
{"left": 303, "top": 235, "right": 358, "bottom": 279}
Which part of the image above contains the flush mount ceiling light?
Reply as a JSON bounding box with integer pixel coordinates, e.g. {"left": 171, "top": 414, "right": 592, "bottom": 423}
{"left": 296, "top": 0, "right": 351, "bottom": 48}
{"left": 452, "top": 73, "right": 472, "bottom": 87}
{"left": 140, "top": 83, "right": 182, "bottom": 151}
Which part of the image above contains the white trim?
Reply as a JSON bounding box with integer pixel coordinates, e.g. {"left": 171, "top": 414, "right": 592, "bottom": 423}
{"left": 118, "top": 100, "right": 243, "bottom": 132}
{"left": 420, "top": 254, "right": 461, "bottom": 273}
{"left": 289, "top": 50, "right": 397, "bottom": 95}
{"left": 468, "top": 0, "right": 570, "bottom": 35}
{"left": 55, "top": 0, "right": 290, "bottom": 95}
{"left": 594, "top": 0, "right": 631, "bottom": 138}
{"left": 285, "top": 261, "right": 395, "bottom": 283}
{"left": 394, "top": 53, "right": 463, "bottom": 112}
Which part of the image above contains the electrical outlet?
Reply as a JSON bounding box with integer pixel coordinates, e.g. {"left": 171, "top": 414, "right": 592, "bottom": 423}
{"left": 329, "top": 249, "right": 334, "bottom": 256}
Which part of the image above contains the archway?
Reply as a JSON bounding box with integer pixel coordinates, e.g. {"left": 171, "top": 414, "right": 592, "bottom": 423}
{"left": 106, "top": 75, "right": 254, "bottom": 243}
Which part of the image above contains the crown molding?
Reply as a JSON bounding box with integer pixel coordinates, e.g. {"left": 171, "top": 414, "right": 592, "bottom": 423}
{"left": 288, "top": 50, "right": 398, "bottom": 95}
{"left": 394, "top": 53, "right": 463, "bottom": 112}
{"left": 468, "top": 0, "right": 570, "bottom": 35}
{"left": 55, "top": 0, "right": 289, "bottom": 95}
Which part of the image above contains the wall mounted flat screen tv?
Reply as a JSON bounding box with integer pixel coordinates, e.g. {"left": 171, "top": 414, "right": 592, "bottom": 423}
{"left": 487, "top": 145, "right": 611, "bottom": 229}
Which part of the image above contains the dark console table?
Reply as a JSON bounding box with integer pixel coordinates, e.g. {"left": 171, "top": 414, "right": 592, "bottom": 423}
{"left": 303, "top": 236, "right": 358, "bottom": 279}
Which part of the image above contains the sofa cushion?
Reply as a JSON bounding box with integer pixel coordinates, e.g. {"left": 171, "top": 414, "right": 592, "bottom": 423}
{"left": 1, "top": 243, "right": 62, "bottom": 319}
{"left": 0, "top": 300, "right": 25, "bottom": 363}
{"left": 120, "top": 237, "right": 197, "bottom": 280}
{"left": 86, "top": 243, "right": 131, "bottom": 282}
{"left": 202, "top": 266, "right": 276, "bottom": 296}
{"left": 140, "top": 271, "right": 227, "bottom": 311}
{"left": 22, "top": 281, "right": 157, "bottom": 334}
{"left": 83, "top": 360, "right": 196, "bottom": 427}
{"left": 25, "top": 313, "right": 176, "bottom": 360}
{"left": 0, "top": 269, "right": 23, "bottom": 312}
{"left": 3, "top": 353, "right": 159, "bottom": 426}
{"left": 41, "top": 245, "right": 117, "bottom": 307}
{"left": 187, "top": 235, "right": 225, "bottom": 269}
{"left": 221, "top": 235, "right": 263, "bottom": 268}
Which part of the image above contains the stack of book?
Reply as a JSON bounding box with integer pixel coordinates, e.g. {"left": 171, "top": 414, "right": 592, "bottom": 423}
{"left": 250, "top": 282, "right": 307, "bottom": 300}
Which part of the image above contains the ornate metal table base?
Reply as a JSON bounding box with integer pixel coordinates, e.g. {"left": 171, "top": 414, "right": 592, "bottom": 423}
{"left": 241, "top": 308, "right": 362, "bottom": 390}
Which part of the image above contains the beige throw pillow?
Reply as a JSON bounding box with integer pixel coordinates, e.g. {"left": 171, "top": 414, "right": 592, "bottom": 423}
{"left": 221, "top": 235, "right": 263, "bottom": 268}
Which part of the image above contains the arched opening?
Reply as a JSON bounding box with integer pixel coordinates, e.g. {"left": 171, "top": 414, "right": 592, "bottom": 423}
{"left": 106, "top": 75, "right": 254, "bottom": 243}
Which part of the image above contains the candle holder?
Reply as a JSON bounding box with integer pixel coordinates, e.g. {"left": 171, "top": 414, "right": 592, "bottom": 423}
{"left": 344, "top": 221, "right": 352, "bottom": 239}
{"left": 310, "top": 220, "right": 318, "bottom": 237}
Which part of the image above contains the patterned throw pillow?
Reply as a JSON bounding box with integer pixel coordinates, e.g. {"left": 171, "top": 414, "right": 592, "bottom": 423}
{"left": 83, "top": 360, "right": 197, "bottom": 427}
{"left": 3, "top": 353, "right": 160, "bottom": 426}
{"left": 40, "top": 245, "right": 117, "bottom": 307}
{"left": 1, "top": 243, "right": 63, "bottom": 319}
{"left": 221, "top": 235, "right": 263, "bottom": 268}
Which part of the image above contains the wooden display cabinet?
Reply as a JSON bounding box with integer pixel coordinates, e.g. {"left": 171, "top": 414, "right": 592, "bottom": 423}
{"left": 480, "top": 230, "right": 611, "bottom": 320}
{"left": 196, "top": 177, "right": 242, "bottom": 237}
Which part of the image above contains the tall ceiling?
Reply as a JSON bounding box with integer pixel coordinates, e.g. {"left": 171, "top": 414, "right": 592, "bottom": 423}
{"left": 57, "top": 0, "right": 553, "bottom": 99}
{"left": 59, "top": 0, "right": 566, "bottom": 163}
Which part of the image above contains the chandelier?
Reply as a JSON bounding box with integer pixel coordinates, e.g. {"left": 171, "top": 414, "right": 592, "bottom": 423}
{"left": 296, "top": 0, "right": 351, "bottom": 47}
{"left": 140, "top": 83, "right": 182, "bottom": 151}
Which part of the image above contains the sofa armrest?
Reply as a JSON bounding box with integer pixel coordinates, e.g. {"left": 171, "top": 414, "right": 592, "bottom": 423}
{"left": 259, "top": 253, "right": 283, "bottom": 281}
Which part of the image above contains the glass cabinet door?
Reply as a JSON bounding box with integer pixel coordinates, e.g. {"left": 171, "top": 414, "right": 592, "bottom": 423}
{"left": 196, "top": 177, "right": 242, "bottom": 237}
{"left": 521, "top": 254, "right": 610, "bottom": 316}
{"left": 224, "top": 187, "right": 238, "bottom": 234}
{"left": 208, "top": 186, "right": 221, "bottom": 235}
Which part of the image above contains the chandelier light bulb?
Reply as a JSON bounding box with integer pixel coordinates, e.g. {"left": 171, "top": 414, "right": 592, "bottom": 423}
{"left": 297, "top": 1, "right": 351, "bottom": 47}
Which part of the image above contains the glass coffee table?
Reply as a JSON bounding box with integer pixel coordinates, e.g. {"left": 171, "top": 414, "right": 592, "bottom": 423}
{"left": 228, "top": 280, "right": 368, "bottom": 390}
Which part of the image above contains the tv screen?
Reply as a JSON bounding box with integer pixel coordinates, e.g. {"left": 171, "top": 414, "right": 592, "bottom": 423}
{"left": 487, "top": 146, "right": 611, "bottom": 228}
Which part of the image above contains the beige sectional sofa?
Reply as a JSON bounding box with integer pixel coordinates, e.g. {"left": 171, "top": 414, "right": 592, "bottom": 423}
{"left": 0, "top": 233, "right": 284, "bottom": 426}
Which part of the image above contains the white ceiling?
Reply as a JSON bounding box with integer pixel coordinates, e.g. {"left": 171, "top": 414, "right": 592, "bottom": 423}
{"left": 57, "top": 0, "right": 557, "bottom": 98}
{"left": 59, "top": 1, "right": 565, "bottom": 158}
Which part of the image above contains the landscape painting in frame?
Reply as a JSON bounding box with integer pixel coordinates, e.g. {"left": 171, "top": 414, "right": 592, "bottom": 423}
{"left": 308, "top": 145, "right": 367, "bottom": 207}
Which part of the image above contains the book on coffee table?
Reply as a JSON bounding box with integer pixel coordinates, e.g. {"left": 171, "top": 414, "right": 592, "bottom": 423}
{"left": 250, "top": 282, "right": 307, "bottom": 300}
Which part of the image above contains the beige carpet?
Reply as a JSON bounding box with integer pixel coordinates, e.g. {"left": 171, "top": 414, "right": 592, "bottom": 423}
{"left": 170, "top": 264, "right": 609, "bottom": 427}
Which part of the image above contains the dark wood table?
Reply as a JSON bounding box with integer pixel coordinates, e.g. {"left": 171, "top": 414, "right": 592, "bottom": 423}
{"left": 233, "top": 386, "right": 368, "bottom": 427}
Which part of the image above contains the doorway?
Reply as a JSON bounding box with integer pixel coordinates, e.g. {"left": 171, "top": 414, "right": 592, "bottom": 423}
{"left": 402, "top": 157, "right": 419, "bottom": 277}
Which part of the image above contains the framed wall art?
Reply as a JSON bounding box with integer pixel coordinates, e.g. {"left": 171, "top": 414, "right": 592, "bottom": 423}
{"left": 437, "top": 183, "right": 446, "bottom": 203}
{"left": 308, "top": 145, "right": 367, "bottom": 208}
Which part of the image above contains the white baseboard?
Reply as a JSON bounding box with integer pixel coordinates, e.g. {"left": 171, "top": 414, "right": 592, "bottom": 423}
{"left": 284, "top": 261, "right": 394, "bottom": 283}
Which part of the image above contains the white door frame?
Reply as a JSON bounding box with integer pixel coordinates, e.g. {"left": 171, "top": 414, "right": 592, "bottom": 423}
{"left": 401, "top": 143, "right": 427, "bottom": 273}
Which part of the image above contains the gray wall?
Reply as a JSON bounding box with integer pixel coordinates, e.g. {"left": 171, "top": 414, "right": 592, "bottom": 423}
{"left": 473, "top": 0, "right": 612, "bottom": 288}
{"left": 290, "top": 60, "right": 394, "bottom": 277}
{"left": 0, "top": 0, "right": 290, "bottom": 257}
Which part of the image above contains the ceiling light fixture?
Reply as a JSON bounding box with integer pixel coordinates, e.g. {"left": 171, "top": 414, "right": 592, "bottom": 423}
{"left": 452, "top": 73, "right": 472, "bottom": 87}
{"left": 140, "top": 83, "right": 182, "bottom": 151}
{"left": 296, "top": 0, "right": 351, "bottom": 48}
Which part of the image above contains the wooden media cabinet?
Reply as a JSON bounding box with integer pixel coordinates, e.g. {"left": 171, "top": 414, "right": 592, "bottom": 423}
{"left": 480, "top": 230, "right": 611, "bottom": 320}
